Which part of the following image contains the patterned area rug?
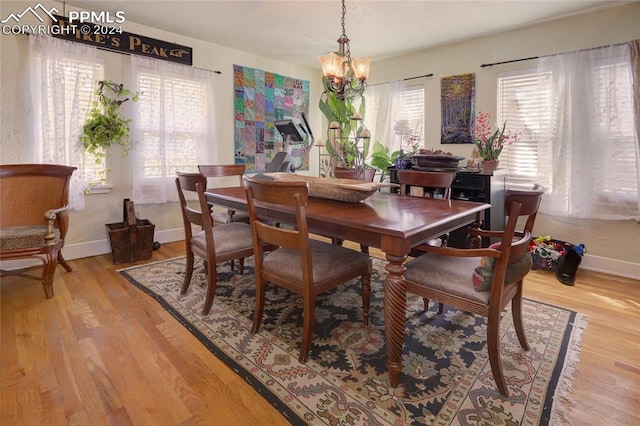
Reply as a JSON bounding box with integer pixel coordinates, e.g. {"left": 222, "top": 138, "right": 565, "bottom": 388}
{"left": 119, "top": 256, "right": 586, "bottom": 425}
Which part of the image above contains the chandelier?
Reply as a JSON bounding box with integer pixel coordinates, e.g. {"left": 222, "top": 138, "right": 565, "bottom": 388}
{"left": 317, "top": 0, "right": 370, "bottom": 100}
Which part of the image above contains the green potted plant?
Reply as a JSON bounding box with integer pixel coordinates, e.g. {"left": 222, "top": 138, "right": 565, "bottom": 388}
{"left": 370, "top": 141, "right": 419, "bottom": 183}
{"left": 318, "top": 77, "right": 373, "bottom": 180}
{"left": 80, "top": 80, "right": 141, "bottom": 186}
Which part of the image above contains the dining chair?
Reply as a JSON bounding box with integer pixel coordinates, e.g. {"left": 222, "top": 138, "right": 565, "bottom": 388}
{"left": 397, "top": 169, "right": 456, "bottom": 249}
{"left": 0, "top": 164, "right": 77, "bottom": 298}
{"left": 175, "top": 172, "right": 256, "bottom": 315}
{"left": 402, "top": 201, "right": 533, "bottom": 396}
{"left": 425, "top": 183, "right": 545, "bottom": 316}
{"left": 243, "top": 175, "right": 373, "bottom": 363}
{"left": 197, "top": 164, "right": 250, "bottom": 225}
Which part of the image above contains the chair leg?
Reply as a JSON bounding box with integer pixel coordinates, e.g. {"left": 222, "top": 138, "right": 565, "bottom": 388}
{"left": 512, "top": 283, "right": 529, "bottom": 350}
{"left": 42, "top": 253, "right": 58, "bottom": 299}
{"left": 422, "top": 297, "right": 430, "bottom": 311}
{"left": 440, "top": 232, "right": 449, "bottom": 248}
{"left": 58, "top": 251, "right": 73, "bottom": 272}
{"left": 360, "top": 244, "right": 370, "bottom": 255}
{"left": 238, "top": 258, "right": 245, "bottom": 275}
{"left": 180, "top": 251, "right": 195, "bottom": 294}
{"left": 487, "top": 312, "right": 509, "bottom": 396}
{"left": 252, "top": 277, "right": 267, "bottom": 334}
{"left": 299, "top": 294, "right": 315, "bottom": 363}
{"left": 422, "top": 298, "right": 444, "bottom": 314}
{"left": 201, "top": 261, "right": 218, "bottom": 316}
{"left": 361, "top": 273, "right": 371, "bottom": 326}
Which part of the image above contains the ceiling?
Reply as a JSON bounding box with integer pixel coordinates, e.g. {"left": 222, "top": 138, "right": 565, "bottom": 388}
{"left": 64, "top": 0, "right": 632, "bottom": 69}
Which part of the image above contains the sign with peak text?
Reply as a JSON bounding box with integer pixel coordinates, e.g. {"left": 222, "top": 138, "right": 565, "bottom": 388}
{"left": 51, "top": 15, "right": 192, "bottom": 66}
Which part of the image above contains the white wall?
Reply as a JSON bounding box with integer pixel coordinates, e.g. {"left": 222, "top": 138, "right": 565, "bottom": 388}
{"left": 368, "top": 2, "right": 640, "bottom": 277}
{"left": 0, "top": 0, "right": 322, "bottom": 260}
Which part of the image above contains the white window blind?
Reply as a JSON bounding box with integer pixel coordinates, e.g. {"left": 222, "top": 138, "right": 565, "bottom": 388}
{"left": 131, "top": 56, "right": 214, "bottom": 204}
{"left": 497, "top": 70, "right": 551, "bottom": 187}
{"left": 393, "top": 85, "right": 424, "bottom": 151}
{"left": 136, "top": 72, "right": 208, "bottom": 178}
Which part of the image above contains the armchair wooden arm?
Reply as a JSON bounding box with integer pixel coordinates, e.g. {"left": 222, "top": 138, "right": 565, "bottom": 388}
{"left": 415, "top": 230, "right": 532, "bottom": 263}
{"left": 44, "top": 205, "right": 70, "bottom": 241}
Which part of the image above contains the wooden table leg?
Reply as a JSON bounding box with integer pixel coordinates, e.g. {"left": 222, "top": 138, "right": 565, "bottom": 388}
{"left": 384, "top": 253, "right": 407, "bottom": 387}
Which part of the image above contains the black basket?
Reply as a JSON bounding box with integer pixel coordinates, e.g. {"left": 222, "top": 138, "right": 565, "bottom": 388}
{"left": 529, "top": 238, "right": 573, "bottom": 272}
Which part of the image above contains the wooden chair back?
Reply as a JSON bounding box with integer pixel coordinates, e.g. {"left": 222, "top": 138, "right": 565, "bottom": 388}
{"left": 334, "top": 167, "right": 376, "bottom": 182}
{"left": 397, "top": 170, "right": 455, "bottom": 198}
{"left": 243, "top": 176, "right": 311, "bottom": 260}
{"left": 175, "top": 172, "right": 212, "bottom": 245}
{"left": 197, "top": 164, "right": 249, "bottom": 224}
{"left": 504, "top": 184, "right": 545, "bottom": 234}
{"left": 198, "top": 164, "right": 245, "bottom": 186}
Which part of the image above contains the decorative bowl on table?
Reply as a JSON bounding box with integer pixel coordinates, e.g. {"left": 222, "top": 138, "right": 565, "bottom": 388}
{"left": 260, "top": 172, "right": 396, "bottom": 203}
{"left": 411, "top": 154, "right": 465, "bottom": 170}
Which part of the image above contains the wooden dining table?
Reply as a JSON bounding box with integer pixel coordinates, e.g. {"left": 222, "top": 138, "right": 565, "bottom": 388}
{"left": 205, "top": 186, "right": 490, "bottom": 387}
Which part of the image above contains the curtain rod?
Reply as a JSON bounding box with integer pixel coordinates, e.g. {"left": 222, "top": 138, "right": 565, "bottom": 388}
{"left": 369, "top": 73, "right": 434, "bottom": 87}
{"left": 480, "top": 56, "right": 538, "bottom": 68}
{"left": 480, "top": 41, "right": 630, "bottom": 68}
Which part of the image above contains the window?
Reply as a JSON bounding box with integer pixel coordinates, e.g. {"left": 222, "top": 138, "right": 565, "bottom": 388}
{"left": 593, "top": 61, "right": 637, "bottom": 197}
{"left": 498, "top": 43, "right": 638, "bottom": 219}
{"left": 131, "top": 56, "right": 214, "bottom": 204}
{"left": 497, "top": 70, "right": 551, "bottom": 187}
{"left": 392, "top": 85, "right": 425, "bottom": 151}
{"left": 136, "top": 73, "right": 208, "bottom": 177}
{"left": 30, "top": 35, "right": 102, "bottom": 209}
{"left": 40, "top": 61, "right": 105, "bottom": 184}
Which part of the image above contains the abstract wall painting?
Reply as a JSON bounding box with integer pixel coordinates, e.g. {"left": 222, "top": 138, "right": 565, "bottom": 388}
{"left": 233, "top": 65, "right": 310, "bottom": 172}
{"left": 440, "top": 73, "right": 475, "bottom": 144}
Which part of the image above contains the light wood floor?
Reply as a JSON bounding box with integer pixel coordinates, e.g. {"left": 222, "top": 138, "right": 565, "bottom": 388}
{"left": 2, "top": 240, "right": 639, "bottom": 425}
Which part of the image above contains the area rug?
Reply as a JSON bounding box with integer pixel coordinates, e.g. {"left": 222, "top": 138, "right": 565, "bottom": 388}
{"left": 119, "top": 256, "right": 587, "bottom": 425}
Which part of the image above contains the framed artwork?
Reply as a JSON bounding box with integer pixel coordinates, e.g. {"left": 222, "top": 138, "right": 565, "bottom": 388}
{"left": 440, "top": 73, "right": 475, "bottom": 144}
{"left": 233, "top": 65, "right": 310, "bottom": 172}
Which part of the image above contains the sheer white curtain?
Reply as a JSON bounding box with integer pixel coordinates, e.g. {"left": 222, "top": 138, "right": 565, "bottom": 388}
{"left": 364, "top": 81, "right": 404, "bottom": 152}
{"left": 29, "top": 35, "right": 100, "bottom": 211}
{"left": 537, "top": 43, "right": 640, "bottom": 219}
{"left": 130, "top": 56, "right": 216, "bottom": 204}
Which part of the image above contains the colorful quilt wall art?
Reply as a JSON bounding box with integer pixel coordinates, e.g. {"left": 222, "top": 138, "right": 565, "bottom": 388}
{"left": 233, "top": 65, "right": 310, "bottom": 172}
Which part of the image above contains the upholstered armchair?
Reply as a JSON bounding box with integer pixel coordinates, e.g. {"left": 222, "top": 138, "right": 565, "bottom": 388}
{"left": 0, "top": 164, "right": 77, "bottom": 298}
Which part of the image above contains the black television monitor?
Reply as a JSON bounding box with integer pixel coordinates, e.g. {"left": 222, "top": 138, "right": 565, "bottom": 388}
{"left": 274, "top": 119, "right": 304, "bottom": 142}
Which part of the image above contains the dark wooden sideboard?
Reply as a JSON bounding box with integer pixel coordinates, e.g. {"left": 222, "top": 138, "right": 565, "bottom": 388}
{"left": 389, "top": 167, "right": 507, "bottom": 247}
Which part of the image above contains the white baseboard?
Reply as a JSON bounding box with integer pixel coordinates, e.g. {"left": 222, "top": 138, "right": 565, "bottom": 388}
{"left": 0, "top": 228, "right": 185, "bottom": 270}
{"left": 3, "top": 228, "right": 638, "bottom": 281}
{"left": 62, "top": 227, "right": 186, "bottom": 260}
{"left": 580, "top": 254, "right": 640, "bottom": 281}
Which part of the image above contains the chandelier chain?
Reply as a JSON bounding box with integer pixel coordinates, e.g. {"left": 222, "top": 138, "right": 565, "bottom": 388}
{"left": 340, "top": 0, "right": 351, "bottom": 60}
